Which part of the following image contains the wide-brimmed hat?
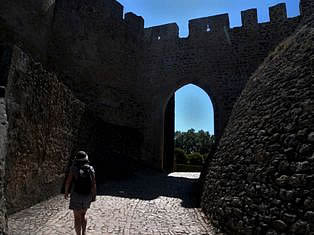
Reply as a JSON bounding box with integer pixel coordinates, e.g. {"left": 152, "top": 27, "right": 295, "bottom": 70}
{"left": 75, "top": 151, "right": 89, "bottom": 162}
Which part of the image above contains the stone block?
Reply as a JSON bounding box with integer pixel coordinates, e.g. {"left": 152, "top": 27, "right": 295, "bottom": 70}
{"left": 109, "top": 0, "right": 123, "bottom": 20}
{"left": 0, "top": 97, "right": 8, "bottom": 233}
{"left": 144, "top": 23, "right": 179, "bottom": 41}
{"left": 241, "top": 8, "right": 258, "bottom": 28}
{"left": 269, "top": 3, "right": 287, "bottom": 23}
{"left": 189, "top": 13, "right": 230, "bottom": 35}
{"left": 125, "top": 12, "right": 144, "bottom": 34}
{"left": 300, "top": 0, "right": 314, "bottom": 19}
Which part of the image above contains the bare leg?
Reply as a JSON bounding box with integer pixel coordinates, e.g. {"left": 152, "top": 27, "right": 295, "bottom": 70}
{"left": 81, "top": 209, "right": 88, "bottom": 235}
{"left": 73, "top": 210, "right": 82, "bottom": 235}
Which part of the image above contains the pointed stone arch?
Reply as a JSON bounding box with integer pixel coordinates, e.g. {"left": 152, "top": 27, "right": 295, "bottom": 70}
{"left": 162, "top": 81, "right": 217, "bottom": 171}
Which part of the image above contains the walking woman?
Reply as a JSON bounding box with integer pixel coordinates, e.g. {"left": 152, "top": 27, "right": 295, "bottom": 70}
{"left": 65, "top": 151, "right": 96, "bottom": 235}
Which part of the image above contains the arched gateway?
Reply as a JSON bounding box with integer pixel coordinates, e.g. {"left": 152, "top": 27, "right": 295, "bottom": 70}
{"left": 139, "top": 2, "right": 302, "bottom": 168}
{"left": 0, "top": 0, "right": 312, "bottom": 217}
{"left": 163, "top": 83, "right": 215, "bottom": 171}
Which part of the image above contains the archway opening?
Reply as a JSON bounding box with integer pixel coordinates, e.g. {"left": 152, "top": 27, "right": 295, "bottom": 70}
{"left": 163, "top": 84, "right": 215, "bottom": 172}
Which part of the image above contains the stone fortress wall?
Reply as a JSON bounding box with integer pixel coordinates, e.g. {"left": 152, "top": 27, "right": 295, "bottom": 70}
{"left": 0, "top": 0, "right": 55, "bottom": 62}
{"left": 140, "top": 2, "right": 303, "bottom": 169}
{"left": 0, "top": 0, "right": 308, "bottom": 169}
{"left": 0, "top": 45, "right": 144, "bottom": 215}
{"left": 0, "top": 0, "right": 146, "bottom": 215}
{"left": 2, "top": 46, "right": 89, "bottom": 214}
{"left": 0, "top": 0, "right": 313, "bottom": 233}
{"left": 0, "top": 77, "right": 8, "bottom": 233}
{"left": 201, "top": 15, "right": 313, "bottom": 234}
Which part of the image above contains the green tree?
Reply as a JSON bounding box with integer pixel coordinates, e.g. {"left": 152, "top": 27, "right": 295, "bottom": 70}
{"left": 174, "top": 129, "right": 215, "bottom": 165}
{"left": 187, "top": 152, "right": 204, "bottom": 165}
{"left": 174, "top": 148, "right": 188, "bottom": 164}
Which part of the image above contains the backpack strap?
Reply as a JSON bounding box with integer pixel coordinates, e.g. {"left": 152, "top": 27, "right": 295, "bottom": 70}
{"left": 83, "top": 164, "right": 94, "bottom": 179}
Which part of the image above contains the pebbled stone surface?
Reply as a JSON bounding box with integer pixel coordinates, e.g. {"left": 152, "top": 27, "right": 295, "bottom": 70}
{"left": 9, "top": 171, "right": 219, "bottom": 235}
{"left": 201, "top": 16, "right": 314, "bottom": 234}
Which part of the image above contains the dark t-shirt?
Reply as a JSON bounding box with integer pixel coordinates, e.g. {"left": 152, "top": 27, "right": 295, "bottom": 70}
{"left": 70, "top": 162, "right": 95, "bottom": 200}
{"left": 70, "top": 163, "right": 95, "bottom": 179}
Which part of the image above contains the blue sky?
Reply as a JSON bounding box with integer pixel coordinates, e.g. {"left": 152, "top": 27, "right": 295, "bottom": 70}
{"left": 117, "top": 0, "right": 300, "bottom": 134}
{"left": 175, "top": 84, "right": 214, "bottom": 133}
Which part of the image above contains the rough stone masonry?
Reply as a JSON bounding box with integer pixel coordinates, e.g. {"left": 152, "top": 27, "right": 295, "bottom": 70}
{"left": 0, "top": 88, "right": 8, "bottom": 234}
{"left": 0, "top": 0, "right": 313, "bottom": 233}
{"left": 201, "top": 15, "right": 314, "bottom": 234}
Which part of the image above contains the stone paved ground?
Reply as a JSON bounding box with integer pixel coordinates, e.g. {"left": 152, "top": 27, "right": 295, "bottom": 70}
{"left": 8, "top": 170, "right": 220, "bottom": 235}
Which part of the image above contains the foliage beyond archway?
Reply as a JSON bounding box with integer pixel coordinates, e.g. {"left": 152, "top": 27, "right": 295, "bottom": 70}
{"left": 174, "top": 129, "right": 215, "bottom": 171}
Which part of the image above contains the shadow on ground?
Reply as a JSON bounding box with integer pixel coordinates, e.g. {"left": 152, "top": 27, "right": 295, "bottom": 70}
{"left": 96, "top": 168, "right": 201, "bottom": 208}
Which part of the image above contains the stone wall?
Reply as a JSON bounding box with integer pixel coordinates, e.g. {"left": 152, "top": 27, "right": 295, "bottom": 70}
{"left": 0, "top": 0, "right": 55, "bottom": 61}
{"left": 0, "top": 0, "right": 309, "bottom": 170}
{"left": 48, "top": 0, "right": 145, "bottom": 128}
{"left": 2, "top": 45, "right": 146, "bottom": 213}
{"left": 201, "top": 16, "right": 314, "bottom": 234}
{"left": 0, "top": 45, "right": 12, "bottom": 88}
{"left": 0, "top": 91, "right": 8, "bottom": 233}
{"left": 4, "top": 47, "right": 88, "bottom": 213}
{"left": 163, "top": 95, "right": 175, "bottom": 172}
{"left": 0, "top": 0, "right": 147, "bottom": 131}
{"left": 79, "top": 119, "right": 144, "bottom": 183}
{"left": 139, "top": 3, "right": 301, "bottom": 168}
{"left": 0, "top": 2, "right": 313, "bottom": 224}
{"left": 0, "top": 44, "right": 12, "bottom": 234}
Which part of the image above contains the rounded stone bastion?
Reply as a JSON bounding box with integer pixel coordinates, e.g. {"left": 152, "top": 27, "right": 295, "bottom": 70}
{"left": 201, "top": 16, "right": 314, "bottom": 234}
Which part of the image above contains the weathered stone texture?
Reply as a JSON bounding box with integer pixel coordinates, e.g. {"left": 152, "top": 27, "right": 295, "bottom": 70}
{"left": 2, "top": 46, "right": 144, "bottom": 213}
{"left": 0, "top": 0, "right": 309, "bottom": 170}
{"left": 0, "top": 0, "right": 55, "bottom": 61}
{"left": 48, "top": 0, "right": 145, "bottom": 129}
{"left": 4, "top": 47, "right": 87, "bottom": 213}
{"left": 0, "top": 96, "right": 8, "bottom": 233}
{"left": 0, "top": 0, "right": 313, "bottom": 230}
{"left": 201, "top": 16, "right": 314, "bottom": 234}
{"left": 140, "top": 3, "right": 301, "bottom": 168}
{"left": 300, "top": 0, "right": 314, "bottom": 19}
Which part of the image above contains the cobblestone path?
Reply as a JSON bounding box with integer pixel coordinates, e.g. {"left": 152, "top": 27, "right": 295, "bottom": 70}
{"left": 9, "top": 171, "right": 219, "bottom": 235}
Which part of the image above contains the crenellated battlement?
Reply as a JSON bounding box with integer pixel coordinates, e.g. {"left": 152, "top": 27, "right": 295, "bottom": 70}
{"left": 143, "top": 1, "right": 307, "bottom": 41}
{"left": 144, "top": 23, "right": 179, "bottom": 41}
{"left": 0, "top": 0, "right": 313, "bottom": 224}
{"left": 188, "top": 2, "right": 294, "bottom": 36}
{"left": 105, "top": 0, "right": 123, "bottom": 20}
{"left": 241, "top": 8, "right": 258, "bottom": 28}
{"left": 269, "top": 3, "right": 287, "bottom": 22}
{"left": 188, "top": 13, "right": 230, "bottom": 36}
{"left": 124, "top": 12, "right": 144, "bottom": 34}
{"left": 56, "top": 0, "right": 124, "bottom": 20}
{"left": 89, "top": 0, "right": 123, "bottom": 20}
{"left": 300, "top": 0, "right": 314, "bottom": 18}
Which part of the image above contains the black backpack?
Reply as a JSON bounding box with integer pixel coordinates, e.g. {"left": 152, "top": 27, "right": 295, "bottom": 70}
{"left": 74, "top": 164, "right": 93, "bottom": 195}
